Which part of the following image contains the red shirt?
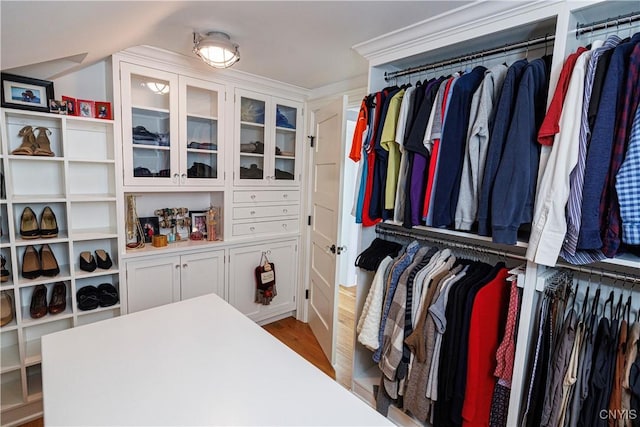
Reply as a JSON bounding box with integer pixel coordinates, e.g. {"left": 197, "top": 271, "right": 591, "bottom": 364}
{"left": 349, "top": 98, "right": 368, "bottom": 162}
{"left": 537, "top": 47, "right": 588, "bottom": 146}
{"left": 462, "top": 268, "right": 510, "bottom": 427}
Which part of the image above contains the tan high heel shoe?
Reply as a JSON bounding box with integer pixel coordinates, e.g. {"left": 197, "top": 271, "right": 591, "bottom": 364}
{"left": 34, "top": 127, "right": 54, "bottom": 156}
{"left": 11, "top": 125, "right": 36, "bottom": 155}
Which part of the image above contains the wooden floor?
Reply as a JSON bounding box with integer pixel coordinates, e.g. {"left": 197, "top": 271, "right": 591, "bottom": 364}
{"left": 18, "top": 286, "right": 358, "bottom": 427}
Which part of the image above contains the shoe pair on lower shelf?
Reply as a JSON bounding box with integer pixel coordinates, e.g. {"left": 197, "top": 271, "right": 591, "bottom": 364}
{"left": 1, "top": 291, "right": 14, "bottom": 326}
{"left": 22, "top": 244, "right": 59, "bottom": 279}
{"left": 77, "top": 284, "right": 118, "bottom": 311}
{"left": 30, "top": 282, "right": 66, "bottom": 319}
{"left": 79, "top": 250, "right": 113, "bottom": 272}
{"left": 20, "top": 206, "right": 58, "bottom": 239}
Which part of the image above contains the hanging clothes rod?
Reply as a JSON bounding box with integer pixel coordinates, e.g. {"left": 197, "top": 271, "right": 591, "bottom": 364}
{"left": 554, "top": 260, "right": 640, "bottom": 285}
{"left": 576, "top": 10, "right": 640, "bottom": 38}
{"left": 375, "top": 223, "right": 640, "bottom": 284}
{"left": 383, "top": 33, "right": 555, "bottom": 81}
{"left": 375, "top": 223, "right": 527, "bottom": 261}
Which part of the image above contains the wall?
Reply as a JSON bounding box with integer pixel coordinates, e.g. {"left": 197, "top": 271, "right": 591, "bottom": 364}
{"left": 51, "top": 59, "right": 111, "bottom": 102}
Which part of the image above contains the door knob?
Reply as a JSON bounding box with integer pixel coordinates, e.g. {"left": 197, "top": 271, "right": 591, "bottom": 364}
{"left": 328, "top": 244, "right": 346, "bottom": 255}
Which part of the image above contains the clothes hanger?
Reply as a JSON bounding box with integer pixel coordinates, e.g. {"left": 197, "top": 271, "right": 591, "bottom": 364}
{"left": 603, "top": 290, "right": 615, "bottom": 320}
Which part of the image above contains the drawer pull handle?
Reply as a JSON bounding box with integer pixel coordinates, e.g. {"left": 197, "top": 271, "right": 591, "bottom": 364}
{"left": 250, "top": 226, "right": 255, "bottom": 231}
{"left": 282, "top": 224, "right": 288, "bottom": 229}
{"left": 250, "top": 194, "right": 256, "bottom": 200}
{"left": 250, "top": 211, "right": 256, "bottom": 215}
{"left": 283, "top": 194, "right": 288, "bottom": 199}
{"left": 283, "top": 209, "right": 288, "bottom": 213}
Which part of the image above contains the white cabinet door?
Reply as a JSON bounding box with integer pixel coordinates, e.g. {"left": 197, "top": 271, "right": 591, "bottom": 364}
{"left": 228, "top": 240, "right": 297, "bottom": 322}
{"left": 180, "top": 250, "right": 225, "bottom": 300}
{"left": 126, "top": 256, "right": 180, "bottom": 313}
{"left": 234, "top": 89, "right": 302, "bottom": 187}
{"left": 120, "top": 62, "right": 180, "bottom": 187}
{"left": 179, "top": 76, "right": 225, "bottom": 187}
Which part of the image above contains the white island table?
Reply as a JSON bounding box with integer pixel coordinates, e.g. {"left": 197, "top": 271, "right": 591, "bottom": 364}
{"left": 42, "top": 293, "right": 392, "bottom": 426}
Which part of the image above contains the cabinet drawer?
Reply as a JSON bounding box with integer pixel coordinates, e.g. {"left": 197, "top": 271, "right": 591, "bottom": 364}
{"left": 233, "top": 190, "right": 300, "bottom": 203}
{"left": 233, "top": 204, "right": 300, "bottom": 220}
{"left": 232, "top": 219, "right": 299, "bottom": 236}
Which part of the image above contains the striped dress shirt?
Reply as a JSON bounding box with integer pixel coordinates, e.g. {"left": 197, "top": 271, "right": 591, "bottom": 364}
{"left": 560, "top": 36, "right": 621, "bottom": 264}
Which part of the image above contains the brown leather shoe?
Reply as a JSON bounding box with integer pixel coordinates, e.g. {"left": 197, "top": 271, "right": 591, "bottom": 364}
{"left": 30, "top": 284, "right": 47, "bottom": 319}
{"left": 0, "top": 291, "right": 14, "bottom": 326}
{"left": 48, "top": 282, "right": 66, "bottom": 315}
{"left": 21, "top": 245, "right": 41, "bottom": 279}
{"left": 39, "top": 244, "right": 60, "bottom": 277}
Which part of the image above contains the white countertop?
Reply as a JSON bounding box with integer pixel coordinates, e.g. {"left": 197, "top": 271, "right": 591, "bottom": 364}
{"left": 42, "top": 294, "right": 392, "bottom": 426}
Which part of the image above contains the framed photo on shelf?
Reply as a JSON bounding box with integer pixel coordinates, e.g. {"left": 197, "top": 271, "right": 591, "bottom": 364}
{"left": 49, "top": 100, "right": 67, "bottom": 115}
{"left": 138, "top": 216, "right": 160, "bottom": 244}
{"left": 62, "top": 96, "right": 77, "bottom": 116}
{"left": 190, "top": 211, "right": 207, "bottom": 237}
{"left": 1, "top": 73, "right": 54, "bottom": 113}
{"left": 95, "top": 101, "right": 112, "bottom": 120}
{"left": 77, "top": 99, "right": 95, "bottom": 118}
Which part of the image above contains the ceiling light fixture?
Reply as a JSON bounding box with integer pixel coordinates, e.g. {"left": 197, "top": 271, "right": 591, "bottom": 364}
{"left": 144, "top": 82, "right": 170, "bottom": 95}
{"left": 193, "top": 31, "right": 240, "bottom": 69}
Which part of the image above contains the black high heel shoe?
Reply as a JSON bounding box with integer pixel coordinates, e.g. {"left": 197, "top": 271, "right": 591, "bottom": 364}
{"left": 79, "top": 251, "right": 97, "bottom": 272}
{"left": 94, "top": 250, "right": 113, "bottom": 270}
{"left": 40, "top": 206, "right": 58, "bottom": 238}
{"left": 20, "top": 207, "right": 40, "bottom": 239}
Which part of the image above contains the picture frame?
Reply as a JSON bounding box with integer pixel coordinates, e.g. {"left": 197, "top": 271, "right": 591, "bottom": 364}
{"left": 138, "top": 216, "right": 160, "bottom": 244}
{"left": 95, "top": 101, "right": 112, "bottom": 120}
{"left": 190, "top": 211, "right": 207, "bottom": 237}
{"left": 62, "top": 96, "right": 77, "bottom": 116}
{"left": 77, "top": 99, "right": 95, "bottom": 118}
{"left": 49, "top": 100, "right": 67, "bottom": 115}
{"left": 1, "top": 73, "right": 54, "bottom": 113}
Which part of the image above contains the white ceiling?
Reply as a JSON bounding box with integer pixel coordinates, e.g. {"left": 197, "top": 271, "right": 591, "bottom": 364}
{"left": 0, "top": 1, "right": 473, "bottom": 90}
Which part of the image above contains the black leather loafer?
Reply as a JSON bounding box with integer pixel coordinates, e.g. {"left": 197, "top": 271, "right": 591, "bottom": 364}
{"left": 77, "top": 286, "right": 99, "bottom": 311}
{"left": 97, "top": 283, "right": 118, "bottom": 307}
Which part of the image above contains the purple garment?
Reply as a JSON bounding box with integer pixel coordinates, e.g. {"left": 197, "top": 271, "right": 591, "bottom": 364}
{"left": 410, "top": 152, "right": 429, "bottom": 225}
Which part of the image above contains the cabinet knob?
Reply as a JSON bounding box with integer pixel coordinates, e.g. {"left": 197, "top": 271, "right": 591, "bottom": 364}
{"left": 181, "top": 173, "right": 186, "bottom": 183}
{"left": 250, "top": 194, "right": 256, "bottom": 200}
{"left": 250, "top": 226, "right": 255, "bottom": 232}
{"left": 250, "top": 211, "right": 256, "bottom": 215}
{"left": 283, "top": 209, "right": 288, "bottom": 213}
{"left": 175, "top": 265, "right": 180, "bottom": 269}
{"left": 183, "top": 263, "right": 188, "bottom": 268}
{"left": 282, "top": 223, "right": 288, "bottom": 229}
{"left": 283, "top": 194, "right": 288, "bottom": 199}
{"left": 173, "top": 173, "right": 179, "bottom": 183}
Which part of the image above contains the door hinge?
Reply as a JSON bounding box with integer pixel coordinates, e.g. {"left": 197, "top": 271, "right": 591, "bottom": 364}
{"left": 308, "top": 215, "right": 312, "bottom": 226}
{"left": 305, "top": 289, "right": 310, "bottom": 300}
{"left": 308, "top": 135, "right": 315, "bottom": 148}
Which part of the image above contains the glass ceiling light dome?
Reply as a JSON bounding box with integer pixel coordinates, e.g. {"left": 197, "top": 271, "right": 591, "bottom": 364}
{"left": 193, "top": 31, "right": 240, "bottom": 69}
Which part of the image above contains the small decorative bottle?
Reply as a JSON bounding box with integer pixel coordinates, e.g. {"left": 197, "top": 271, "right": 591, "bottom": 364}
{"left": 207, "top": 207, "right": 217, "bottom": 241}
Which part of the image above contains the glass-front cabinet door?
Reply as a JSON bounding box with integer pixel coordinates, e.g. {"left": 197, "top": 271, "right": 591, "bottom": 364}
{"left": 179, "top": 76, "right": 224, "bottom": 186}
{"left": 273, "top": 97, "right": 302, "bottom": 184}
{"left": 235, "top": 89, "right": 302, "bottom": 186}
{"left": 237, "top": 91, "right": 268, "bottom": 182}
{"left": 121, "top": 62, "right": 179, "bottom": 186}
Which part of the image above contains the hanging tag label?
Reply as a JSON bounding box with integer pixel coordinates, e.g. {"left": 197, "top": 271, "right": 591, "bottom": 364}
{"left": 261, "top": 270, "right": 275, "bottom": 284}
